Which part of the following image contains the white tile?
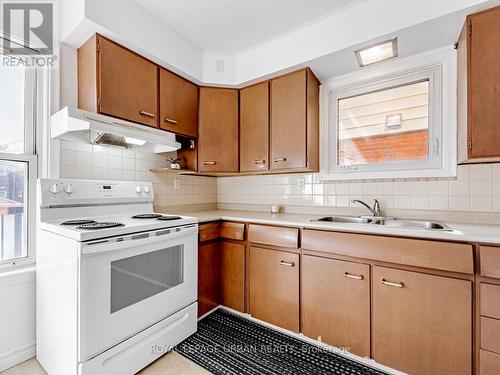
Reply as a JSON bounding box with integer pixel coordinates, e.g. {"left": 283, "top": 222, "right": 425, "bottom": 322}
{"left": 429, "top": 180, "right": 449, "bottom": 196}
{"left": 60, "top": 165, "right": 75, "bottom": 178}
{"left": 93, "top": 153, "right": 108, "bottom": 168}
{"left": 429, "top": 195, "right": 449, "bottom": 211}
{"left": 470, "top": 180, "right": 493, "bottom": 196}
{"left": 494, "top": 196, "right": 500, "bottom": 212}
{"left": 75, "top": 143, "right": 93, "bottom": 152}
{"left": 493, "top": 164, "right": 500, "bottom": 180}
{"left": 108, "top": 169, "right": 123, "bottom": 180}
{"left": 410, "top": 181, "right": 429, "bottom": 196}
{"left": 325, "top": 195, "right": 336, "bottom": 206}
{"left": 449, "top": 180, "right": 470, "bottom": 196}
{"left": 60, "top": 141, "right": 75, "bottom": 150}
{"left": 92, "top": 145, "right": 109, "bottom": 154}
{"left": 377, "top": 182, "right": 394, "bottom": 196}
{"left": 411, "top": 195, "right": 429, "bottom": 210}
{"left": 348, "top": 183, "right": 362, "bottom": 195}
{"left": 123, "top": 157, "right": 136, "bottom": 171}
{"left": 75, "top": 151, "right": 92, "bottom": 167}
{"left": 336, "top": 183, "right": 349, "bottom": 195}
{"left": 362, "top": 182, "right": 377, "bottom": 195}
{"left": 394, "top": 195, "right": 411, "bottom": 209}
{"left": 313, "top": 195, "right": 324, "bottom": 206}
{"left": 323, "top": 184, "right": 336, "bottom": 195}
{"left": 108, "top": 148, "right": 123, "bottom": 157}
{"left": 494, "top": 180, "right": 500, "bottom": 196}
{"left": 377, "top": 195, "right": 394, "bottom": 209}
{"left": 312, "top": 184, "right": 323, "bottom": 195}
{"left": 394, "top": 181, "right": 411, "bottom": 195}
{"left": 456, "top": 165, "right": 470, "bottom": 181}
{"left": 75, "top": 166, "right": 92, "bottom": 179}
{"left": 123, "top": 170, "right": 136, "bottom": 181}
{"left": 449, "top": 196, "right": 470, "bottom": 211}
{"left": 60, "top": 149, "right": 76, "bottom": 165}
{"left": 470, "top": 164, "right": 492, "bottom": 180}
{"left": 470, "top": 196, "right": 493, "bottom": 212}
{"left": 92, "top": 167, "right": 108, "bottom": 180}
{"left": 336, "top": 195, "right": 350, "bottom": 207}
{"left": 108, "top": 155, "right": 123, "bottom": 170}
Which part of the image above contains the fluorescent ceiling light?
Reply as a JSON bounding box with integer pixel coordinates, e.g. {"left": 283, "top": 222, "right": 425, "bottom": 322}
{"left": 355, "top": 38, "right": 398, "bottom": 67}
{"left": 124, "top": 136, "right": 146, "bottom": 146}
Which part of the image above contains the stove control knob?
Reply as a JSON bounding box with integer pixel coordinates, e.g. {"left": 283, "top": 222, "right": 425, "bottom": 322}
{"left": 143, "top": 185, "right": 150, "bottom": 194}
{"left": 64, "top": 184, "right": 74, "bottom": 194}
{"left": 135, "top": 186, "right": 142, "bottom": 193}
{"left": 49, "top": 184, "right": 60, "bottom": 194}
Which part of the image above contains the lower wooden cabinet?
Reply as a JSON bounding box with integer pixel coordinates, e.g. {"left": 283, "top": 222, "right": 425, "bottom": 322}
{"left": 301, "top": 255, "right": 370, "bottom": 357}
{"left": 481, "top": 350, "right": 500, "bottom": 375}
{"left": 249, "top": 246, "right": 299, "bottom": 332}
{"left": 372, "top": 266, "right": 472, "bottom": 375}
{"left": 198, "top": 242, "right": 220, "bottom": 317}
{"left": 220, "top": 241, "right": 245, "bottom": 312}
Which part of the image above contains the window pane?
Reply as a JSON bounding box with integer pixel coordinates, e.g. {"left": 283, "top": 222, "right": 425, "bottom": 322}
{"left": 338, "top": 80, "right": 429, "bottom": 167}
{"left": 0, "top": 160, "right": 27, "bottom": 263}
{"left": 0, "top": 64, "right": 26, "bottom": 154}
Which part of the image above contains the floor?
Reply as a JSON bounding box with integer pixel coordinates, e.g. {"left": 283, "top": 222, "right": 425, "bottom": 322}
{"left": 1, "top": 352, "right": 211, "bottom": 375}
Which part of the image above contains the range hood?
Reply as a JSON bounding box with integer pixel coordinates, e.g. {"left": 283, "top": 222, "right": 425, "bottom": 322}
{"left": 51, "top": 107, "right": 181, "bottom": 153}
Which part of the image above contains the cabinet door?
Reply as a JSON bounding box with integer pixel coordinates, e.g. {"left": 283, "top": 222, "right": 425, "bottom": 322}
{"left": 249, "top": 246, "right": 299, "bottom": 332}
{"left": 220, "top": 241, "right": 245, "bottom": 312}
{"left": 270, "top": 70, "right": 307, "bottom": 170}
{"left": 198, "top": 242, "right": 220, "bottom": 317}
{"left": 240, "top": 82, "right": 269, "bottom": 172}
{"left": 469, "top": 8, "right": 500, "bottom": 158}
{"left": 198, "top": 88, "right": 239, "bottom": 172}
{"left": 301, "top": 256, "right": 370, "bottom": 357}
{"left": 98, "top": 36, "right": 158, "bottom": 127}
{"left": 372, "top": 266, "right": 472, "bottom": 375}
{"left": 159, "top": 68, "right": 198, "bottom": 137}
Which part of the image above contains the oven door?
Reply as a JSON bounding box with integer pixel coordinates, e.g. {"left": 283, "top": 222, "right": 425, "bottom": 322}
{"left": 78, "top": 224, "right": 197, "bottom": 361}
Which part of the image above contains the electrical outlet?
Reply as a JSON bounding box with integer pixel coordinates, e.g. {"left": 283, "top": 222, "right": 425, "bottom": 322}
{"left": 174, "top": 178, "right": 181, "bottom": 191}
{"left": 297, "top": 177, "right": 305, "bottom": 191}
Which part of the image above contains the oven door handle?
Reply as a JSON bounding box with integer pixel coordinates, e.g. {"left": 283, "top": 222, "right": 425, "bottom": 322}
{"left": 82, "top": 225, "right": 198, "bottom": 256}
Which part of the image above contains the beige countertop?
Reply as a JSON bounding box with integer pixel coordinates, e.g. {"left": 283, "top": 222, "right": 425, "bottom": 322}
{"left": 169, "top": 209, "right": 500, "bottom": 245}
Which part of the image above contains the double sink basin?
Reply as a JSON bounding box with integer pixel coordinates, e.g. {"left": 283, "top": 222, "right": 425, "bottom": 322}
{"left": 312, "top": 216, "right": 451, "bottom": 231}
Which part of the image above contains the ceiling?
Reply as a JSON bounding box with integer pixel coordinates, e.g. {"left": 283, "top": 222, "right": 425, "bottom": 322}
{"left": 135, "top": 0, "right": 367, "bottom": 54}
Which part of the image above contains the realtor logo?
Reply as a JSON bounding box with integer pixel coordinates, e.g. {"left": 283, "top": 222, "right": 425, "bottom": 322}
{"left": 2, "top": 2, "right": 53, "bottom": 55}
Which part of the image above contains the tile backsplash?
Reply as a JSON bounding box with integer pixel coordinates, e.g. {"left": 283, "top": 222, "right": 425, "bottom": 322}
{"left": 59, "top": 141, "right": 217, "bottom": 207}
{"left": 217, "top": 164, "right": 500, "bottom": 213}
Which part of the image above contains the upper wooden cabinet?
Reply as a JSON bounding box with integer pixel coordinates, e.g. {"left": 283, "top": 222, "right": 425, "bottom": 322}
{"left": 198, "top": 88, "right": 239, "bottom": 172}
{"left": 458, "top": 6, "right": 500, "bottom": 162}
{"left": 270, "top": 69, "right": 319, "bottom": 171}
{"left": 240, "top": 82, "right": 269, "bottom": 172}
{"left": 159, "top": 68, "right": 198, "bottom": 137}
{"left": 78, "top": 34, "right": 159, "bottom": 128}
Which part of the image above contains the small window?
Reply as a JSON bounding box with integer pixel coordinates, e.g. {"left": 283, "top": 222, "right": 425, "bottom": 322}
{"left": 320, "top": 48, "right": 456, "bottom": 180}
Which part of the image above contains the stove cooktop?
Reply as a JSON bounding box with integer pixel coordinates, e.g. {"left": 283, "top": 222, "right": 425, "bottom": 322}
{"left": 77, "top": 222, "right": 125, "bottom": 230}
{"left": 61, "top": 219, "right": 97, "bottom": 226}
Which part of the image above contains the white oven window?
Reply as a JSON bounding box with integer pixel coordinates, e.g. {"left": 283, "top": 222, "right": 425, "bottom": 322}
{"left": 110, "top": 245, "right": 184, "bottom": 313}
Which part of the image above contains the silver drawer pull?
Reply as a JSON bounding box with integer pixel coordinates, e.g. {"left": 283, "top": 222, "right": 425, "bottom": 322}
{"left": 164, "top": 118, "right": 178, "bottom": 124}
{"left": 381, "top": 279, "right": 404, "bottom": 288}
{"left": 274, "top": 158, "right": 287, "bottom": 162}
{"left": 254, "top": 160, "right": 266, "bottom": 164}
{"left": 203, "top": 161, "right": 216, "bottom": 166}
{"left": 139, "top": 110, "right": 156, "bottom": 118}
{"left": 344, "top": 272, "right": 364, "bottom": 280}
{"left": 279, "top": 260, "right": 295, "bottom": 267}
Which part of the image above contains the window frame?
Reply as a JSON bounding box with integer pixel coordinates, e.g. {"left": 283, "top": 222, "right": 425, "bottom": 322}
{"left": 0, "top": 66, "right": 38, "bottom": 270}
{"left": 320, "top": 47, "right": 457, "bottom": 181}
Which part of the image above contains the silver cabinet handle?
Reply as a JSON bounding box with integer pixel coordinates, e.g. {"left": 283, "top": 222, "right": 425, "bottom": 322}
{"left": 279, "top": 260, "right": 295, "bottom": 267}
{"left": 344, "top": 272, "right": 364, "bottom": 280}
{"left": 203, "top": 161, "right": 216, "bottom": 166}
{"left": 139, "top": 110, "right": 156, "bottom": 118}
{"left": 381, "top": 279, "right": 404, "bottom": 288}
{"left": 254, "top": 160, "right": 266, "bottom": 164}
{"left": 164, "top": 118, "right": 178, "bottom": 124}
{"left": 274, "top": 158, "right": 287, "bottom": 162}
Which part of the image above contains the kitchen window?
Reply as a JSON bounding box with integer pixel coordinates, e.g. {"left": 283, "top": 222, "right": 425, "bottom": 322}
{"left": 320, "top": 48, "right": 457, "bottom": 180}
{"left": 0, "top": 57, "right": 37, "bottom": 268}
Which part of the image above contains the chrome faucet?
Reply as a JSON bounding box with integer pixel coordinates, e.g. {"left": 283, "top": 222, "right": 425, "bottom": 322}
{"left": 352, "top": 199, "right": 381, "bottom": 217}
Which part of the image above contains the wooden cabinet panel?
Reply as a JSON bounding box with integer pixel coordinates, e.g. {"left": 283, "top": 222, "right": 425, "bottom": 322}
{"left": 240, "top": 82, "right": 269, "bottom": 172}
{"left": 159, "top": 68, "right": 198, "bottom": 137}
{"left": 302, "top": 229, "right": 474, "bottom": 274}
{"left": 270, "top": 70, "right": 307, "bottom": 170}
{"left": 480, "top": 246, "right": 500, "bottom": 279}
{"left": 249, "top": 246, "right": 299, "bottom": 332}
{"left": 248, "top": 224, "right": 298, "bottom": 249}
{"left": 198, "top": 88, "right": 239, "bottom": 172}
{"left": 98, "top": 36, "right": 158, "bottom": 127}
{"left": 481, "top": 283, "right": 500, "bottom": 319}
{"left": 199, "top": 222, "right": 220, "bottom": 243}
{"left": 220, "top": 241, "right": 245, "bottom": 312}
{"left": 481, "top": 350, "right": 500, "bottom": 375}
{"left": 481, "top": 317, "right": 500, "bottom": 354}
{"left": 468, "top": 7, "right": 500, "bottom": 158}
{"left": 372, "top": 266, "right": 472, "bottom": 375}
{"left": 198, "top": 242, "right": 220, "bottom": 317}
{"left": 220, "top": 222, "right": 245, "bottom": 241}
{"left": 301, "top": 256, "right": 370, "bottom": 357}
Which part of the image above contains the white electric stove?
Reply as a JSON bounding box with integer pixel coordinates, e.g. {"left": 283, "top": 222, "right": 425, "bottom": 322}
{"left": 36, "top": 179, "right": 198, "bottom": 375}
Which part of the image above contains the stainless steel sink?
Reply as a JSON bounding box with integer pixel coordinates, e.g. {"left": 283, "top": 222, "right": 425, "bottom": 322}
{"left": 313, "top": 216, "right": 372, "bottom": 224}
{"left": 312, "top": 216, "right": 451, "bottom": 231}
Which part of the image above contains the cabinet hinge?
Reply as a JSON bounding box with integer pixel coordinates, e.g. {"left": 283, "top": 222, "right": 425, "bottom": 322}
{"left": 97, "top": 98, "right": 102, "bottom": 108}
{"left": 468, "top": 140, "right": 473, "bottom": 151}
{"left": 468, "top": 24, "right": 472, "bottom": 36}
{"left": 305, "top": 155, "right": 308, "bottom": 165}
{"left": 97, "top": 40, "right": 101, "bottom": 52}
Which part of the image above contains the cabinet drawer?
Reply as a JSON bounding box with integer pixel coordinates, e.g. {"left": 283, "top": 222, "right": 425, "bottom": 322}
{"left": 481, "top": 317, "right": 500, "bottom": 354}
{"left": 248, "top": 224, "right": 298, "bottom": 249}
{"left": 199, "top": 222, "right": 220, "bottom": 243}
{"left": 480, "top": 246, "right": 500, "bottom": 279}
{"left": 302, "top": 229, "right": 473, "bottom": 274}
{"left": 481, "top": 350, "right": 500, "bottom": 375}
{"left": 481, "top": 283, "right": 500, "bottom": 319}
{"left": 220, "top": 222, "right": 245, "bottom": 241}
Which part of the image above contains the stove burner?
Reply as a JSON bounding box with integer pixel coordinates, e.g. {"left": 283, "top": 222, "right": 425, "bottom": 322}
{"left": 61, "top": 219, "right": 97, "bottom": 226}
{"left": 157, "top": 216, "right": 182, "bottom": 221}
{"left": 77, "top": 222, "right": 125, "bottom": 230}
{"left": 131, "top": 214, "right": 163, "bottom": 219}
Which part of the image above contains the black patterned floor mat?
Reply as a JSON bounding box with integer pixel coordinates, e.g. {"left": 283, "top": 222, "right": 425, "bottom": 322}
{"left": 175, "top": 308, "right": 390, "bottom": 375}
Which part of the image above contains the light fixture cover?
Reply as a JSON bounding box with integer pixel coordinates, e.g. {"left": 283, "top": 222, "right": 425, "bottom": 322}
{"left": 355, "top": 38, "right": 398, "bottom": 67}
